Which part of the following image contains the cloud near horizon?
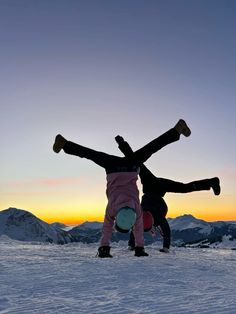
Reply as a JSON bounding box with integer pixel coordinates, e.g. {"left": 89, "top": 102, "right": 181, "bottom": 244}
{"left": 5, "top": 177, "right": 87, "bottom": 188}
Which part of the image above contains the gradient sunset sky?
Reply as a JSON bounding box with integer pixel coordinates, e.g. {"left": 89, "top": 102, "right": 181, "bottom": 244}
{"left": 1, "top": 0, "right": 236, "bottom": 224}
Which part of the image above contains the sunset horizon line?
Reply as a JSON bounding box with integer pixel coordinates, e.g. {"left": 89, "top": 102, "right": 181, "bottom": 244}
{"left": 1, "top": 207, "right": 235, "bottom": 226}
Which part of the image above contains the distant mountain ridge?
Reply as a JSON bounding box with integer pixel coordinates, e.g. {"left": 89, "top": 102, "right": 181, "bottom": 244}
{"left": 1, "top": 208, "right": 236, "bottom": 248}
{"left": 0, "top": 207, "right": 73, "bottom": 244}
{"left": 169, "top": 214, "right": 236, "bottom": 247}
{"left": 78, "top": 221, "right": 103, "bottom": 230}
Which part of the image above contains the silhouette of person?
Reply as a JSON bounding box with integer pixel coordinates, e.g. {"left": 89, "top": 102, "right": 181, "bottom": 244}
{"left": 53, "top": 119, "right": 191, "bottom": 257}
{"left": 115, "top": 135, "right": 220, "bottom": 253}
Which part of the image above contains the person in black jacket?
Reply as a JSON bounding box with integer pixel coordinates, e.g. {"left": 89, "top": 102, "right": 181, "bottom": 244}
{"left": 115, "top": 135, "right": 221, "bottom": 253}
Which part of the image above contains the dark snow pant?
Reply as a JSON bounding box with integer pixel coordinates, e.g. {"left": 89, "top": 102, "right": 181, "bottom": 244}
{"left": 160, "top": 178, "right": 213, "bottom": 193}
{"left": 63, "top": 128, "right": 180, "bottom": 172}
{"left": 140, "top": 165, "right": 214, "bottom": 195}
{"left": 116, "top": 137, "right": 214, "bottom": 195}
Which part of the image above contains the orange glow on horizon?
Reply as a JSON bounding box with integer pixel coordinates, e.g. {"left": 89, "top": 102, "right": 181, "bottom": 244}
{"left": 32, "top": 205, "right": 106, "bottom": 225}
{"left": 41, "top": 214, "right": 105, "bottom": 225}
{"left": 166, "top": 192, "right": 236, "bottom": 222}
{"left": 1, "top": 205, "right": 235, "bottom": 225}
{"left": 1, "top": 190, "right": 235, "bottom": 225}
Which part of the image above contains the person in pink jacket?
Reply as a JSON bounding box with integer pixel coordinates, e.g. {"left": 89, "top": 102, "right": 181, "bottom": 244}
{"left": 53, "top": 119, "right": 191, "bottom": 258}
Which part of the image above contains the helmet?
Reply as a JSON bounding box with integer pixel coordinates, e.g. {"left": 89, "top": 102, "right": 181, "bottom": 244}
{"left": 143, "top": 211, "right": 154, "bottom": 232}
{"left": 115, "top": 207, "right": 136, "bottom": 233}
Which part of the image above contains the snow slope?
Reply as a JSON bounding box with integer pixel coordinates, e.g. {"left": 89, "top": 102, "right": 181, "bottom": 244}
{"left": 0, "top": 238, "right": 235, "bottom": 314}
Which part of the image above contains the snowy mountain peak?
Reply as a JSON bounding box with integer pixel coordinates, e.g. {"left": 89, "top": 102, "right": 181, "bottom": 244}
{"left": 173, "top": 214, "right": 198, "bottom": 221}
{"left": 0, "top": 207, "right": 73, "bottom": 244}
{"left": 2, "top": 207, "right": 32, "bottom": 217}
{"left": 78, "top": 221, "right": 103, "bottom": 230}
{"left": 169, "top": 214, "right": 212, "bottom": 234}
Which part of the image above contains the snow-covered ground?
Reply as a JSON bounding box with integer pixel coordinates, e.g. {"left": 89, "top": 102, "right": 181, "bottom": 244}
{"left": 0, "top": 237, "right": 236, "bottom": 314}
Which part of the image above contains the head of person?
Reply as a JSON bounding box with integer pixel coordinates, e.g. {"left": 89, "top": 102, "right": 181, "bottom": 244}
{"left": 115, "top": 206, "right": 136, "bottom": 233}
{"left": 143, "top": 211, "right": 154, "bottom": 232}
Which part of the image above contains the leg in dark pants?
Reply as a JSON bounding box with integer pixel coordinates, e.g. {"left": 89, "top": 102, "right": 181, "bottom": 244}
{"left": 61, "top": 128, "right": 180, "bottom": 171}
{"left": 130, "top": 129, "right": 180, "bottom": 165}
{"left": 143, "top": 177, "right": 221, "bottom": 196}
{"left": 63, "top": 141, "right": 124, "bottom": 170}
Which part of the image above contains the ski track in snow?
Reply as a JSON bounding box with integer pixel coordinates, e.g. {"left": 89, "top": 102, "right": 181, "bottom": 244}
{"left": 0, "top": 240, "right": 236, "bottom": 314}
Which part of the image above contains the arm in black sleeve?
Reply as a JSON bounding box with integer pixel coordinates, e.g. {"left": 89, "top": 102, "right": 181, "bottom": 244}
{"left": 128, "top": 230, "right": 135, "bottom": 249}
{"left": 115, "top": 135, "right": 134, "bottom": 157}
{"left": 158, "top": 217, "right": 171, "bottom": 249}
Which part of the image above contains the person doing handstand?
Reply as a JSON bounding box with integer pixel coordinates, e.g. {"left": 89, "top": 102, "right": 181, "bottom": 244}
{"left": 115, "top": 136, "right": 221, "bottom": 253}
{"left": 53, "top": 119, "right": 191, "bottom": 257}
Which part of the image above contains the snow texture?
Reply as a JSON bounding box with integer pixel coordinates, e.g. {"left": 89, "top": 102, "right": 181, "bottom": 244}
{"left": 0, "top": 237, "right": 236, "bottom": 314}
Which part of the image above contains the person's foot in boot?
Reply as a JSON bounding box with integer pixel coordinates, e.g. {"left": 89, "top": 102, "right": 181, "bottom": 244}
{"left": 159, "top": 247, "right": 170, "bottom": 253}
{"left": 211, "top": 177, "right": 221, "bottom": 195}
{"left": 128, "top": 245, "right": 135, "bottom": 251}
{"left": 97, "top": 246, "right": 113, "bottom": 258}
{"left": 115, "top": 135, "right": 124, "bottom": 144}
{"left": 53, "top": 134, "right": 67, "bottom": 153}
{"left": 134, "top": 247, "right": 149, "bottom": 257}
{"left": 174, "top": 119, "right": 191, "bottom": 137}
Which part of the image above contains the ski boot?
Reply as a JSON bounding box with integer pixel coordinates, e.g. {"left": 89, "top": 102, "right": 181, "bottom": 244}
{"left": 134, "top": 247, "right": 149, "bottom": 257}
{"left": 174, "top": 119, "right": 191, "bottom": 137}
{"left": 211, "top": 177, "right": 221, "bottom": 196}
{"left": 53, "top": 134, "right": 67, "bottom": 153}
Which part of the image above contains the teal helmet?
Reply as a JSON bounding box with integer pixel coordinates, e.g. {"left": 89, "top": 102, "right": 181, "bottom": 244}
{"left": 115, "top": 206, "right": 136, "bottom": 233}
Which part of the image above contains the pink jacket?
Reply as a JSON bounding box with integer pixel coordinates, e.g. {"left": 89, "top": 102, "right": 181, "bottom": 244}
{"left": 100, "top": 172, "right": 144, "bottom": 247}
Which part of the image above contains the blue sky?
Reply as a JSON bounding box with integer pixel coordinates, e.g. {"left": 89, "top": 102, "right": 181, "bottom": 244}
{"left": 1, "top": 0, "right": 236, "bottom": 222}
